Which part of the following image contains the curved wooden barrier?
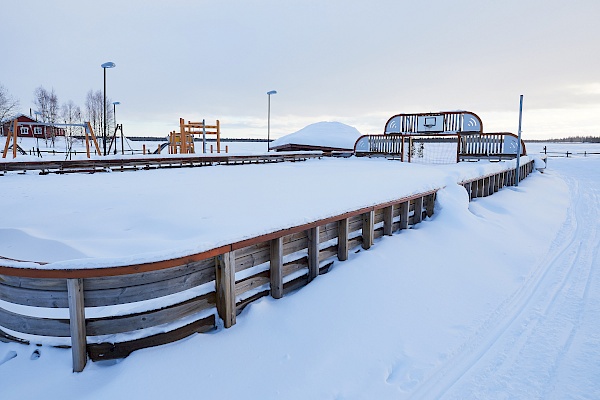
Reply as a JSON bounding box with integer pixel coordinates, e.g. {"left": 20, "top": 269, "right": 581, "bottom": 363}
{"left": 0, "top": 159, "right": 536, "bottom": 372}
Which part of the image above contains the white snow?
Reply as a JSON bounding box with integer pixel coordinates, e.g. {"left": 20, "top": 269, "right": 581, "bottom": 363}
{"left": 270, "top": 121, "right": 363, "bottom": 149}
{"left": 0, "top": 137, "right": 599, "bottom": 399}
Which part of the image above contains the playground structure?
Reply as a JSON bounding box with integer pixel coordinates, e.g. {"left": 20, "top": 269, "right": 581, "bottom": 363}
{"left": 354, "top": 111, "right": 526, "bottom": 163}
{"left": 2, "top": 119, "right": 101, "bottom": 159}
{"left": 169, "top": 118, "right": 221, "bottom": 154}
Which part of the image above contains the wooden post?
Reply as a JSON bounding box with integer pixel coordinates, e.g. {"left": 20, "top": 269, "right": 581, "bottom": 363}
{"left": 12, "top": 119, "right": 18, "bottom": 158}
{"left": 270, "top": 238, "right": 283, "bottom": 299}
{"left": 337, "top": 218, "right": 349, "bottom": 261}
{"left": 400, "top": 135, "right": 405, "bottom": 162}
{"left": 142, "top": 144, "right": 146, "bottom": 155}
{"left": 215, "top": 251, "right": 236, "bottom": 328}
{"left": 179, "top": 118, "right": 186, "bottom": 154}
{"left": 307, "top": 226, "right": 319, "bottom": 282}
{"left": 383, "top": 205, "right": 394, "bottom": 236}
{"left": 86, "top": 122, "right": 102, "bottom": 158}
{"left": 216, "top": 120, "right": 221, "bottom": 153}
{"left": 425, "top": 193, "right": 435, "bottom": 217}
{"left": 413, "top": 197, "right": 424, "bottom": 224}
{"left": 362, "top": 210, "right": 374, "bottom": 249}
{"left": 67, "top": 278, "right": 87, "bottom": 373}
{"left": 399, "top": 201, "right": 409, "bottom": 230}
{"left": 2, "top": 121, "right": 12, "bottom": 158}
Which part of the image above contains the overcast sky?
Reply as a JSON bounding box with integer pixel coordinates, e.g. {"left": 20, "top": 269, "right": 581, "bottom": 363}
{"left": 2, "top": 0, "right": 599, "bottom": 139}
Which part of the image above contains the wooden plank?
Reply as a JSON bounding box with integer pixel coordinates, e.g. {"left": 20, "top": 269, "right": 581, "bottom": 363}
{"left": 0, "top": 327, "right": 29, "bottom": 344}
{"left": 282, "top": 231, "right": 309, "bottom": 257}
{"left": 234, "top": 271, "right": 269, "bottom": 297}
{"left": 87, "top": 292, "right": 216, "bottom": 336}
{"left": 338, "top": 218, "right": 349, "bottom": 261}
{"left": 236, "top": 289, "right": 270, "bottom": 314}
{"left": 0, "top": 263, "right": 216, "bottom": 308}
{"left": 0, "top": 275, "right": 67, "bottom": 291}
{"left": 270, "top": 237, "right": 283, "bottom": 299}
{"left": 0, "top": 291, "right": 216, "bottom": 339}
{"left": 0, "top": 283, "right": 69, "bottom": 308}
{"left": 88, "top": 314, "right": 215, "bottom": 361}
{"left": 319, "top": 245, "right": 338, "bottom": 261}
{"left": 413, "top": 197, "right": 423, "bottom": 224}
{"left": 318, "top": 222, "right": 339, "bottom": 243}
{"left": 362, "top": 210, "right": 374, "bottom": 249}
{"left": 215, "top": 251, "right": 236, "bottom": 328}
{"left": 235, "top": 241, "right": 270, "bottom": 272}
{"left": 307, "top": 226, "right": 319, "bottom": 282}
{"left": 0, "top": 306, "right": 70, "bottom": 337}
{"left": 282, "top": 257, "right": 308, "bottom": 278}
{"left": 282, "top": 274, "right": 309, "bottom": 295}
{"left": 374, "top": 208, "right": 385, "bottom": 225}
{"left": 399, "top": 201, "right": 409, "bottom": 230}
{"left": 67, "top": 278, "right": 87, "bottom": 372}
{"left": 383, "top": 205, "right": 394, "bottom": 236}
{"left": 348, "top": 215, "right": 363, "bottom": 233}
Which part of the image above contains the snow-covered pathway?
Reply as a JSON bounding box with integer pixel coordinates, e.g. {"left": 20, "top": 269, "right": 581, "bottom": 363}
{"left": 415, "top": 158, "right": 600, "bottom": 398}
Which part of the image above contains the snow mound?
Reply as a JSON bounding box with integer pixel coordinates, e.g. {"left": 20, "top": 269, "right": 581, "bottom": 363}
{"left": 270, "top": 121, "right": 362, "bottom": 150}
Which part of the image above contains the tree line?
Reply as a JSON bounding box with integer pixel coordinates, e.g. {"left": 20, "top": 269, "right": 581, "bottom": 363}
{"left": 526, "top": 136, "right": 600, "bottom": 143}
{"left": 0, "top": 83, "right": 116, "bottom": 144}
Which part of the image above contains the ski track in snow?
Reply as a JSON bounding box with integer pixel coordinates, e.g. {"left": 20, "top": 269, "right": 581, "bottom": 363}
{"left": 409, "top": 165, "right": 600, "bottom": 399}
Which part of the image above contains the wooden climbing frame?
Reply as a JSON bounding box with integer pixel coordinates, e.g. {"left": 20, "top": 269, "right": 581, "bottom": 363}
{"left": 169, "top": 118, "right": 221, "bottom": 154}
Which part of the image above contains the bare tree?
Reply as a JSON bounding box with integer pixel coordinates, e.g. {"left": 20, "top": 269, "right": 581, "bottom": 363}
{"left": 62, "top": 100, "right": 83, "bottom": 152}
{"left": 85, "top": 89, "right": 102, "bottom": 135}
{"left": 33, "top": 86, "right": 60, "bottom": 145}
{"left": 84, "top": 89, "right": 114, "bottom": 151}
{"left": 0, "top": 84, "right": 20, "bottom": 128}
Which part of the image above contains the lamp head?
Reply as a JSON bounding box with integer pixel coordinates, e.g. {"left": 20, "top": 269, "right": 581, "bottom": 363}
{"left": 267, "top": 90, "right": 277, "bottom": 95}
{"left": 112, "top": 101, "right": 121, "bottom": 105}
{"left": 101, "top": 62, "right": 116, "bottom": 69}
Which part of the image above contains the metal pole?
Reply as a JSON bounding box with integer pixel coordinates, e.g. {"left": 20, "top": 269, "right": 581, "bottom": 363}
{"left": 202, "top": 119, "right": 206, "bottom": 154}
{"left": 113, "top": 103, "right": 117, "bottom": 155}
{"left": 267, "top": 94, "right": 271, "bottom": 152}
{"left": 515, "top": 94, "right": 523, "bottom": 186}
{"left": 103, "top": 68, "right": 107, "bottom": 156}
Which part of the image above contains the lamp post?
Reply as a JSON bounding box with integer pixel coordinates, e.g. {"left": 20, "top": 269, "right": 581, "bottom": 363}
{"left": 267, "top": 90, "right": 277, "bottom": 152}
{"left": 101, "top": 61, "right": 116, "bottom": 156}
{"left": 112, "top": 101, "right": 120, "bottom": 155}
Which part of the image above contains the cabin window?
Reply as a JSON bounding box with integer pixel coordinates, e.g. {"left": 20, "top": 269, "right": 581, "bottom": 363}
{"left": 20, "top": 126, "right": 29, "bottom": 135}
{"left": 34, "top": 127, "right": 43, "bottom": 136}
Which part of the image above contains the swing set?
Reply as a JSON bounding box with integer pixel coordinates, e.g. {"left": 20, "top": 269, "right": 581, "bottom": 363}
{"left": 2, "top": 119, "right": 101, "bottom": 159}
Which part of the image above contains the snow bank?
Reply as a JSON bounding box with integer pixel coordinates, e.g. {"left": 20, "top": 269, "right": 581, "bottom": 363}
{"left": 270, "top": 121, "right": 362, "bottom": 149}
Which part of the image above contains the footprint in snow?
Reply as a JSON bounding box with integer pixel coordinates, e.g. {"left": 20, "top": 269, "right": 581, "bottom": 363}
{"left": 30, "top": 349, "right": 41, "bottom": 360}
{"left": 0, "top": 351, "right": 17, "bottom": 366}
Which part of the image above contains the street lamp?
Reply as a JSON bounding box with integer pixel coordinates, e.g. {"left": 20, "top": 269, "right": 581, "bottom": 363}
{"left": 112, "top": 101, "right": 120, "bottom": 155}
{"left": 267, "top": 90, "right": 277, "bottom": 152}
{"left": 101, "top": 61, "right": 116, "bottom": 156}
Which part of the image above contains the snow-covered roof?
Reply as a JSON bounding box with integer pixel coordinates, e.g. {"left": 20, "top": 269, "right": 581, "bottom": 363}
{"left": 270, "top": 121, "right": 363, "bottom": 150}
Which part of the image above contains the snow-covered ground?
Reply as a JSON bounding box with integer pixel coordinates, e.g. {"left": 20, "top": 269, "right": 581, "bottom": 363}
{"left": 0, "top": 139, "right": 599, "bottom": 399}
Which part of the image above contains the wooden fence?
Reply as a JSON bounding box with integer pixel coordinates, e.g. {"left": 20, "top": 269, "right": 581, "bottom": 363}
{"left": 0, "top": 152, "right": 322, "bottom": 175}
{"left": 0, "top": 159, "right": 535, "bottom": 372}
